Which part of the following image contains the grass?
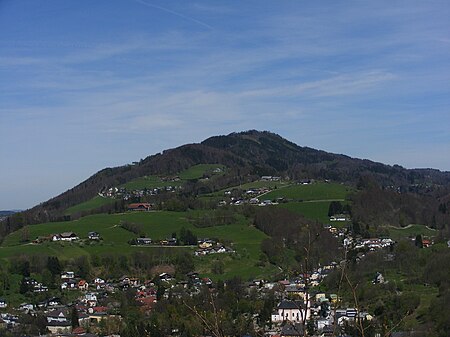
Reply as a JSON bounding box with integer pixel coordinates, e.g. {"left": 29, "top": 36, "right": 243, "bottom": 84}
{"left": 0, "top": 210, "right": 274, "bottom": 280}
{"left": 64, "top": 196, "right": 115, "bottom": 215}
{"left": 279, "top": 201, "right": 335, "bottom": 224}
{"left": 263, "top": 182, "right": 352, "bottom": 201}
{"left": 121, "top": 175, "right": 183, "bottom": 190}
{"left": 386, "top": 224, "right": 437, "bottom": 241}
{"left": 179, "top": 164, "right": 226, "bottom": 180}
{"left": 120, "top": 165, "right": 226, "bottom": 190}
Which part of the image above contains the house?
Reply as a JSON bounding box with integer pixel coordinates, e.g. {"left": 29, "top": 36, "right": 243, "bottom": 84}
{"left": 47, "top": 309, "right": 68, "bottom": 323}
{"left": 373, "top": 272, "right": 385, "bottom": 284}
{"left": 46, "top": 320, "right": 72, "bottom": 334}
{"left": 61, "top": 271, "right": 75, "bottom": 280}
{"left": 61, "top": 280, "right": 78, "bottom": 290}
{"left": 53, "top": 232, "right": 79, "bottom": 242}
{"left": 84, "top": 293, "right": 98, "bottom": 303}
{"left": 61, "top": 232, "right": 79, "bottom": 241}
{"left": 198, "top": 240, "right": 214, "bottom": 249}
{"left": 33, "top": 283, "right": 48, "bottom": 293}
{"left": 46, "top": 297, "right": 62, "bottom": 307}
{"left": 136, "top": 237, "right": 152, "bottom": 245}
{"left": 88, "top": 231, "right": 101, "bottom": 240}
{"left": 422, "top": 239, "right": 432, "bottom": 248}
{"left": 159, "top": 273, "right": 173, "bottom": 282}
{"left": 19, "top": 303, "right": 34, "bottom": 313}
{"left": 78, "top": 280, "right": 89, "bottom": 291}
{"left": 271, "top": 300, "right": 310, "bottom": 323}
{"left": 0, "top": 299, "right": 7, "bottom": 309}
{"left": 127, "top": 203, "right": 152, "bottom": 211}
{"left": 94, "top": 277, "right": 105, "bottom": 289}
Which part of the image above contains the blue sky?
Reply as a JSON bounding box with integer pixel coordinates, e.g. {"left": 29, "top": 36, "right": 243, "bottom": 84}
{"left": 1, "top": 0, "right": 449, "bottom": 210}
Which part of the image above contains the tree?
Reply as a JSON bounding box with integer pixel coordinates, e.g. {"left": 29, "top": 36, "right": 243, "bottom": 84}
{"left": 212, "top": 260, "right": 224, "bottom": 275}
{"left": 71, "top": 306, "right": 79, "bottom": 328}
{"left": 179, "top": 227, "right": 197, "bottom": 245}
{"left": 415, "top": 234, "right": 423, "bottom": 248}
{"left": 21, "top": 226, "right": 30, "bottom": 243}
{"left": 19, "top": 277, "right": 30, "bottom": 294}
{"left": 328, "top": 201, "right": 343, "bottom": 217}
{"left": 47, "top": 256, "right": 62, "bottom": 276}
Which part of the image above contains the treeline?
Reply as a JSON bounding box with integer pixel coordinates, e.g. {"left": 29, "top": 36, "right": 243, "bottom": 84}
{"left": 350, "top": 176, "right": 450, "bottom": 229}
{"left": 6, "top": 249, "right": 194, "bottom": 285}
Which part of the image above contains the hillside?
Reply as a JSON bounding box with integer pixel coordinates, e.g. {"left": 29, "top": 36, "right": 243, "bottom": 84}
{"left": 2, "top": 130, "right": 450, "bottom": 239}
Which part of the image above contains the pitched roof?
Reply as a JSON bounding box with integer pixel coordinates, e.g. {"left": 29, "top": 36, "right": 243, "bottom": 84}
{"left": 278, "top": 300, "right": 304, "bottom": 310}
{"left": 281, "top": 322, "right": 304, "bottom": 336}
{"left": 46, "top": 309, "right": 67, "bottom": 318}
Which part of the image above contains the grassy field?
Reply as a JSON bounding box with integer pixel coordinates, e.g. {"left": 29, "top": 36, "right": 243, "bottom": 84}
{"left": 121, "top": 165, "right": 225, "bottom": 190}
{"left": 386, "top": 224, "right": 437, "bottom": 241}
{"left": 179, "top": 164, "right": 225, "bottom": 180}
{"left": 263, "top": 182, "right": 352, "bottom": 201}
{"left": 0, "top": 210, "right": 274, "bottom": 280}
{"left": 64, "top": 196, "right": 115, "bottom": 215}
{"left": 279, "top": 201, "right": 334, "bottom": 224}
{"left": 121, "top": 175, "right": 183, "bottom": 190}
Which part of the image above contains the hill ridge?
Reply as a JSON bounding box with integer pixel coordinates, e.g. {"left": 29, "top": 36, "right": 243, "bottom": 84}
{"left": 2, "top": 130, "right": 450, "bottom": 236}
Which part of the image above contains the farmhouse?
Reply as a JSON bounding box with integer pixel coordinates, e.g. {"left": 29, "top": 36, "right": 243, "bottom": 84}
{"left": 127, "top": 203, "right": 152, "bottom": 211}
{"left": 52, "top": 232, "right": 79, "bottom": 242}
{"left": 88, "top": 231, "right": 101, "bottom": 240}
{"left": 136, "top": 237, "right": 152, "bottom": 245}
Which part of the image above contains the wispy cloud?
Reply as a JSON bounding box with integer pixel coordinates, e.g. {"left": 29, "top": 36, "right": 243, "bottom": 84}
{"left": 134, "top": 0, "right": 213, "bottom": 30}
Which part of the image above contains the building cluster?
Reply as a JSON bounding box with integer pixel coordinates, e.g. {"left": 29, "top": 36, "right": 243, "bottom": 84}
{"left": 194, "top": 239, "right": 235, "bottom": 256}
{"left": 98, "top": 184, "right": 180, "bottom": 201}
{"left": 33, "top": 232, "right": 101, "bottom": 244}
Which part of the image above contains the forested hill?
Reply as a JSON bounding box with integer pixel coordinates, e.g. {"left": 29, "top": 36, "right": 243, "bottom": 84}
{"left": 3, "top": 130, "right": 450, "bottom": 233}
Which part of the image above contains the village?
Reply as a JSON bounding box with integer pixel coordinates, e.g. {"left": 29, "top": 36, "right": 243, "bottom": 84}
{"left": 0, "top": 212, "right": 425, "bottom": 337}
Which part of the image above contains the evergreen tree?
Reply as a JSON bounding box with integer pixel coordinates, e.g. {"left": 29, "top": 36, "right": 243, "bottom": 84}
{"left": 71, "top": 306, "right": 79, "bottom": 328}
{"left": 415, "top": 234, "right": 423, "bottom": 248}
{"left": 47, "top": 256, "right": 62, "bottom": 276}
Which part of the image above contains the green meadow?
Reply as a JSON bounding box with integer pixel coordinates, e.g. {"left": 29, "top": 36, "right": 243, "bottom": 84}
{"left": 263, "top": 182, "right": 351, "bottom": 201}
{"left": 65, "top": 195, "right": 115, "bottom": 215}
{"left": 279, "top": 201, "right": 334, "bottom": 224}
{"left": 0, "top": 210, "right": 275, "bottom": 280}
{"left": 179, "top": 164, "right": 226, "bottom": 180}
{"left": 120, "top": 165, "right": 225, "bottom": 190}
{"left": 121, "top": 175, "right": 183, "bottom": 190}
{"left": 386, "top": 224, "right": 437, "bottom": 241}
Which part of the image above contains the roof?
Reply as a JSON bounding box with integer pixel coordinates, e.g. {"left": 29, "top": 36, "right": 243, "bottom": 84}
{"left": 46, "top": 320, "right": 71, "bottom": 327}
{"left": 46, "top": 309, "right": 67, "bottom": 318}
{"left": 128, "top": 203, "right": 151, "bottom": 208}
{"left": 280, "top": 323, "right": 304, "bottom": 336}
{"left": 278, "top": 300, "right": 304, "bottom": 310}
